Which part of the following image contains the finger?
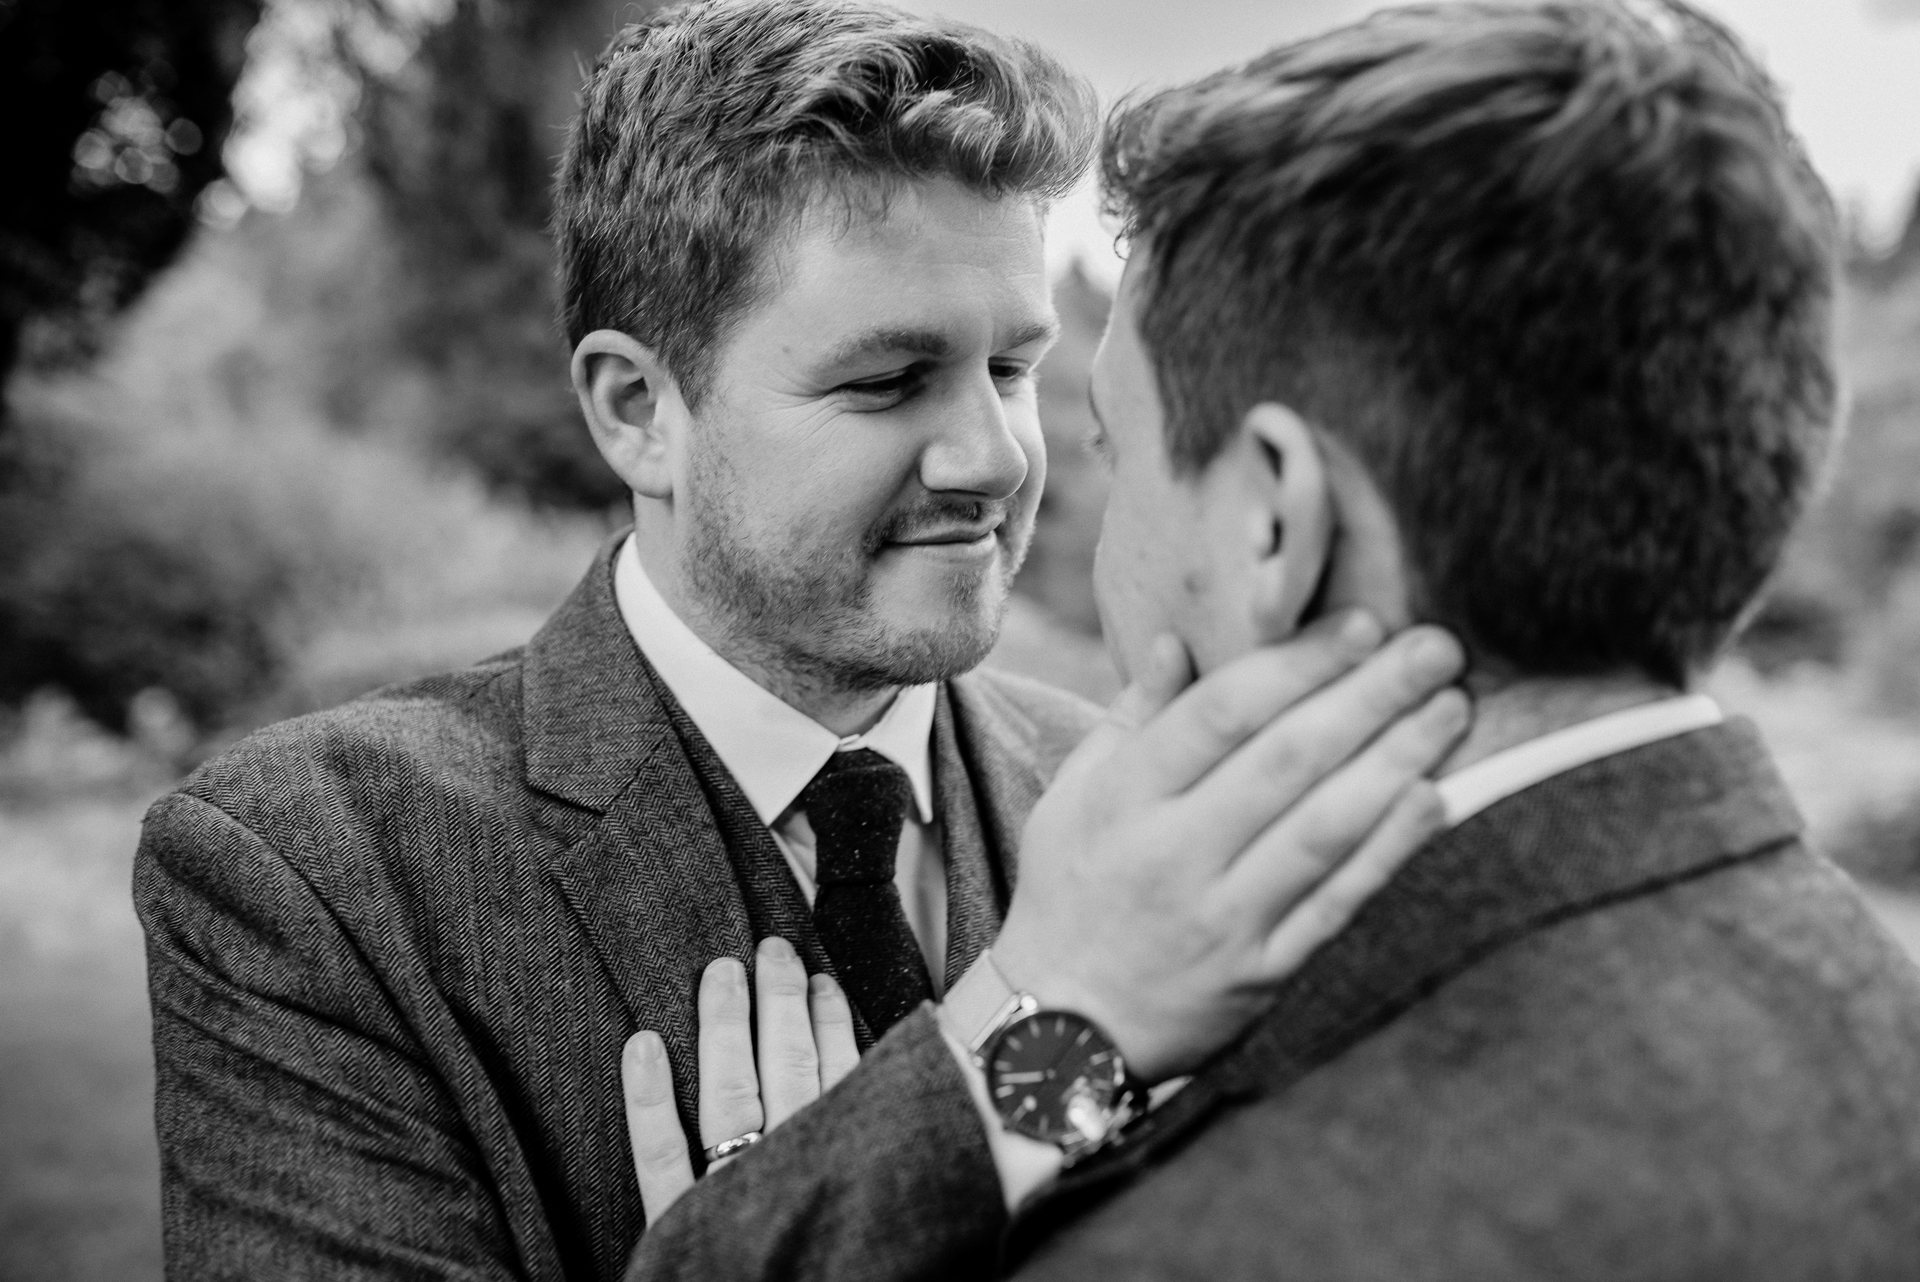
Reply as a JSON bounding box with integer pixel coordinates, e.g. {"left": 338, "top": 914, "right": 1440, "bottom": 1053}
{"left": 623, "top": 1031, "right": 695, "bottom": 1221}
{"left": 1219, "top": 687, "right": 1468, "bottom": 914}
{"left": 1257, "top": 779, "right": 1448, "bottom": 979}
{"left": 809, "top": 972, "right": 860, "bottom": 1092}
{"left": 1105, "top": 634, "right": 1194, "bottom": 730}
{"left": 1258, "top": 687, "right": 1470, "bottom": 880}
{"left": 1051, "top": 634, "right": 1195, "bottom": 780}
{"left": 696, "top": 957, "right": 763, "bottom": 1164}
{"left": 1123, "top": 610, "right": 1387, "bottom": 796}
{"left": 1182, "top": 626, "right": 1464, "bottom": 856}
{"left": 754, "top": 937, "right": 820, "bottom": 1130}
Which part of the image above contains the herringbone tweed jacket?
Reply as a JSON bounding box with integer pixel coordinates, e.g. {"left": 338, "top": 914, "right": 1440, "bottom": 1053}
{"left": 629, "top": 721, "right": 1920, "bottom": 1282}
{"left": 133, "top": 537, "right": 1099, "bottom": 1280}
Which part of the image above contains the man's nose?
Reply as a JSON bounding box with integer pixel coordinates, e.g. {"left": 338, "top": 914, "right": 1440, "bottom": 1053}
{"left": 917, "top": 373, "right": 1031, "bottom": 500}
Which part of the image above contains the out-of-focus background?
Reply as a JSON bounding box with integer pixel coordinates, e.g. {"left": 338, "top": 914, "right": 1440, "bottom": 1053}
{"left": 1, "top": 0, "right": 1917, "bottom": 1275}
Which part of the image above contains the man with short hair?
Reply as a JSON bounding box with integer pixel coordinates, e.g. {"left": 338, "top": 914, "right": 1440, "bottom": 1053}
{"left": 620, "top": 2, "right": 1920, "bottom": 1277}
{"left": 134, "top": 2, "right": 1466, "bottom": 1277}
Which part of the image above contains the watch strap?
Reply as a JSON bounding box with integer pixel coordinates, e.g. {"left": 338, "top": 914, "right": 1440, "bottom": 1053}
{"left": 937, "top": 950, "right": 1033, "bottom": 1060}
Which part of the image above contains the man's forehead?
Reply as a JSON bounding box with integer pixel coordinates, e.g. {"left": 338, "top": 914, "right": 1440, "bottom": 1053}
{"left": 751, "top": 208, "right": 1057, "bottom": 357}
{"left": 773, "top": 180, "right": 1045, "bottom": 284}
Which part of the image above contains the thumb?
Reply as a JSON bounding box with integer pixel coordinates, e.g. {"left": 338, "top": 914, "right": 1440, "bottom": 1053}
{"left": 1040, "top": 634, "right": 1192, "bottom": 793}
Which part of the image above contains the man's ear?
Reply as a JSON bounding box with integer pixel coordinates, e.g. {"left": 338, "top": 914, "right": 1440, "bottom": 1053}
{"left": 1242, "top": 402, "right": 1334, "bottom": 642}
{"left": 570, "top": 329, "right": 686, "bottom": 501}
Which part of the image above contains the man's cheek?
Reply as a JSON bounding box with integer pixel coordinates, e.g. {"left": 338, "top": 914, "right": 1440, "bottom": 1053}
{"left": 1092, "top": 530, "right": 1153, "bottom": 685}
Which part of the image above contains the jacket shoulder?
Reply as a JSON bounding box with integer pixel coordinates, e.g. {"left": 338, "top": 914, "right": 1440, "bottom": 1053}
{"left": 1025, "top": 847, "right": 1920, "bottom": 1279}
{"left": 163, "top": 648, "right": 530, "bottom": 858}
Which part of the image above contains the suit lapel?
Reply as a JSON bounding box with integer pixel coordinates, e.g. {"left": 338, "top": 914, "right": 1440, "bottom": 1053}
{"left": 1016, "top": 719, "right": 1806, "bottom": 1247}
{"left": 934, "top": 684, "right": 1016, "bottom": 993}
{"left": 524, "top": 538, "right": 754, "bottom": 1128}
{"left": 944, "top": 674, "right": 1051, "bottom": 901}
{"left": 545, "top": 748, "right": 754, "bottom": 1129}
{"left": 650, "top": 679, "right": 834, "bottom": 993}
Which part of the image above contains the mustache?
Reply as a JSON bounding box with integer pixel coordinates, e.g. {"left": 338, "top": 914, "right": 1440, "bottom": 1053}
{"left": 865, "top": 499, "right": 1007, "bottom": 552}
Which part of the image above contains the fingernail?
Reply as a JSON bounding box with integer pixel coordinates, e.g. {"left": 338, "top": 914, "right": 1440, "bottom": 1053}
{"left": 1409, "top": 628, "right": 1464, "bottom": 680}
{"left": 760, "top": 936, "right": 796, "bottom": 964}
{"left": 1339, "top": 609, "right": 1383, "bottom": 651}
{"left": 809, "top": 972, "right": 839, "bottom": 998}
{"left": 708, "top": 956, "right": 746, "bottom": 992}
{"left": 626, "top": 1030, "right": 664, "bottom": 1067}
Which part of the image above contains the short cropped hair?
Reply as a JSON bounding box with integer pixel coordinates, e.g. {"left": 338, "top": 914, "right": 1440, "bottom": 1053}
{"left": 555, "top": 0, "right": 1095, "bottom": 405}
{"left": 1103, "top": 0, "right": 1838, "bottom": 686}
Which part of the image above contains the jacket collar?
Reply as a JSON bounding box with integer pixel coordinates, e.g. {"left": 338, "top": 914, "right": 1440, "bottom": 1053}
{"left": 522, "top": 534, "right": 675, "bottom": 815}
{"left": 1022, "top": 718, "right": 1805, "bottom": 1237}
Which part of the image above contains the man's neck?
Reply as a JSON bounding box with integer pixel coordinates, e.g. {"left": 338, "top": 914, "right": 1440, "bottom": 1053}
{"left": 699, "top": 644, "right": 901, "bottom": 739}
{"left": 1438, "top": 671, "right": 1682, "bottom": 778}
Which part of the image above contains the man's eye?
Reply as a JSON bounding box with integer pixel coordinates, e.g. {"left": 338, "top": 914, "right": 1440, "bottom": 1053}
{"left": 840, "top": 368, "right": 923, "bottom": 403}
{"left": 990, "top": 361, "right": 1034, "bottom": 388}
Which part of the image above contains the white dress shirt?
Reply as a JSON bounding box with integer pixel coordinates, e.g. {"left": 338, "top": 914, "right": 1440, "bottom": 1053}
{"left": 611, "top": 536, "right": 949, "bottom": 990}
{"left": 943, "top": 690, "right": 1727, "bottom": 1212}
{"left": 1433, "top": 693, "right": 1723, "bottom": 827}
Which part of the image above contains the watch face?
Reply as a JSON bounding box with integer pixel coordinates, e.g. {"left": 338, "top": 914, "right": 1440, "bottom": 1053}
{"left": 987, "top": 1010, "right": 1126, "bottom": 1146}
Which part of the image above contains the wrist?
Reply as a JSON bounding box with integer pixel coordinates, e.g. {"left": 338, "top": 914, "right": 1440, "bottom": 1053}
{"left": 989, "top": 935, "right": 1162, "bottom": 1082}
{"left": 941, "top": 950, "right": 1146, "bottom": 1160}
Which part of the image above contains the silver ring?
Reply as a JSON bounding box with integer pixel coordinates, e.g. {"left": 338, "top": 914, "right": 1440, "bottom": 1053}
{"left": 703, "top": 1130, "right": 763, "bottom": 1163}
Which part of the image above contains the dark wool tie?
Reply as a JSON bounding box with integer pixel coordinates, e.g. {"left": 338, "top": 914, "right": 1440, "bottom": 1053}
{"left": 801, "top": 748, "right": 934, "bottom": 1036}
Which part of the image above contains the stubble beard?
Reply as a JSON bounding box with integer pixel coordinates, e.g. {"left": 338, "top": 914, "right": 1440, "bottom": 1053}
{"left": 681, "top": 448, "right": 1029, "bottom": 696}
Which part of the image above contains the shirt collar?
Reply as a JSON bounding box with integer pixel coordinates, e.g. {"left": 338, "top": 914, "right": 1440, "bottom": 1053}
{"left": 612, "top": 535, "right": 937, "bottom": 828}
{"left": 1434, "top": 693, "right": 1723, "bottom": 828}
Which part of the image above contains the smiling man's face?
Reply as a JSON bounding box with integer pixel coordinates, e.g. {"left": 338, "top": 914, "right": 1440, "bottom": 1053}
{"left": 667, "top": 177, "right": 1055, "bottom": 693}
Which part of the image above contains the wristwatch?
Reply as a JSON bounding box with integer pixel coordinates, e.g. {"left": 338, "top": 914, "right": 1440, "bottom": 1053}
{"left": 951, "top": 954, "right": 1142, "bottom": 1161}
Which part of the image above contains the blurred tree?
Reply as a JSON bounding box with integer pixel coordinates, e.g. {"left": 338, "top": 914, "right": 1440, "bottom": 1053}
{"left": 0, "top": 0, "right": 262, "bottom": 407}
{"left": 1, "top": 0, "right": 270, "bottom": 733}
{"left": 348, "top": 0, "right": 639, "bottom": 509}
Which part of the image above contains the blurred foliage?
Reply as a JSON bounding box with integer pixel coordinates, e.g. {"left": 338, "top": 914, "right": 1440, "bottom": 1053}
{"left": 1747, "top": 237, "right": 1920, "bottom": 708}
{"left": 1021, "top": 263, "right": 1114, "bottom": 635}
{"left": 0, "top": 407, "right": 289, "bottom": 733}
{"left": 0, "top": 0, "right": 262, "bottom": 396}
{"left": 0, "top": 0, "right": 628, "bottom": 735}
{"left": 346, "top": 0, "right": 634, "bottom": 509}
{"left": 0, "top": 150, "right": 608, "bottom": 737}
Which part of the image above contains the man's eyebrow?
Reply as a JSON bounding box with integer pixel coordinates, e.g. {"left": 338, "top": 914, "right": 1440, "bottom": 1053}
{"left": 1004, "top": 318, "right": 1062, "bottom": 352}
{"left": 819, "top": 318, "right": 1060, "bottom": 369}
{"left": 821, "top": 327, "right": 954, "bottom": 368}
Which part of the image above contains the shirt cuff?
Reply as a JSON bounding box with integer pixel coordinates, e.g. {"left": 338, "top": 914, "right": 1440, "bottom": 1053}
{"left": 937, "top": 954, "right": 1065, "bottom": 1213}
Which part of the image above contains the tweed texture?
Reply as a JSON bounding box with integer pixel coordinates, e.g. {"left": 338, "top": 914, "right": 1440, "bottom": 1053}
{"left": 1008, "top": 722, "right": 1920, "bottom": 1281}
{"left": 133, "top": 535, "right": 1101, "bottom": 1282}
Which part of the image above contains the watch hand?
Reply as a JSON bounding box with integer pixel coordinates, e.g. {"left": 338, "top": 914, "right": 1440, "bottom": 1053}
{"left": 1041, "top": 1019, "right": 1088, "bottom": 1074}
{"left": 998, "top": 1070, "right": 1049, "bottom": 1084}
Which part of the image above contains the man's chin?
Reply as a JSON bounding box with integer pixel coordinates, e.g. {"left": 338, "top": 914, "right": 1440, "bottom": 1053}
{"left": 824, "top": 586, "right": 1010, "bottom": 689}
{"left": 858, "top": 612, "right": 1002, "bottom": 686}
